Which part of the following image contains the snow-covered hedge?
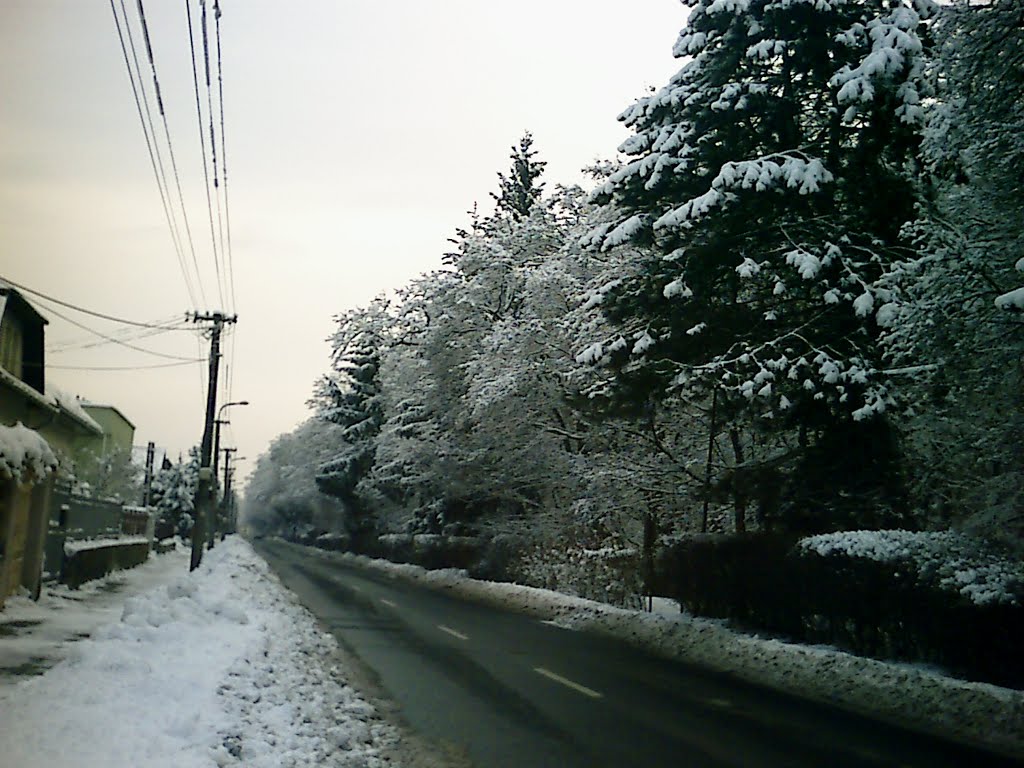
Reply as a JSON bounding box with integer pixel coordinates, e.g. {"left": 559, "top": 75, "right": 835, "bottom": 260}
{"left": 800, "top": 530, "right": 1024, "bottom": 607}
{"left": 662, "top": 532, "right": 1024, "bottom": 687}
{"left": 516, "top": 543, "right": 642, "bottom": 609}
{"left": 0, "top": 422, "right": 58, "bottom": 483}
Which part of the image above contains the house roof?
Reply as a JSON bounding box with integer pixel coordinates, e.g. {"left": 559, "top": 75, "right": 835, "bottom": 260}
{"left": 0, "top": 281, "right": 49, "bottom": 328}
{"left": 52, "top": 389, "right": 105, "bottom": 435}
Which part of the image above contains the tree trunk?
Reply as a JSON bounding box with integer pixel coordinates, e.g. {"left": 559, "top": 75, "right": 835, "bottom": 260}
{"left": 729, "top": 427, "right": 747, "bottom": 534}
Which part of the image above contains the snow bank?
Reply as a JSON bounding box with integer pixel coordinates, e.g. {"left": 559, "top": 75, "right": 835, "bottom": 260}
{"left": 0, "top": 422, "right": 57, "bottom": 482}
{"left": 315, "top": 547, "right": 1024, "bottom": 757}
{"left": 800, "top": 529, "right": 1024, "bottom": 606}
{"left": 0, "top": 538, "right": 400, "bottom": 768}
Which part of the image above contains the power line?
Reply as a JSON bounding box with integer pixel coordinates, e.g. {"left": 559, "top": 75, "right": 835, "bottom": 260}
{"left": 37, "top": 301, "right": 201, "bottom": 361}
{"left": 202, "top": 0, "right": 229, "bottom": 310}
{"left": 213, "top": 0, "right": 239, "bottom": 405}
{"left": 185, "top": 0, "right": 226, "bottom": 311}
{"left": 1, "top": 275, "right": 192, "bottom": 330}
{"left": 214, "top": 0, "right": 237, "bottom": 316}
{"left": 108, "top": 0, "right": 198, "bottom": 309}
{"left": 45, "top": 359, "right": 205, "bottom": 371}
{"left": 49, "top": 323, "right": 179, "bottom": 353}
{"left": 136, "top": 0, "right": 209, "bottom": 310}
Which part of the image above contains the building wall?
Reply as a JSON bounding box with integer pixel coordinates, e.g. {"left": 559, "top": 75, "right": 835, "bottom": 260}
{"left": 80, "top": 405, "right": 135, "bottom": 456}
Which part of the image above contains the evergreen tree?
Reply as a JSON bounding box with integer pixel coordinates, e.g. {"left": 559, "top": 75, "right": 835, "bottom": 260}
{"left": 491, "top": 131, "right": 547, "bottom": 222}
{"left": 582, "top": 0, "right": 934, "bottom": 530}
{"left": 312, "top": 300, "right": 389, "bottom": 538}
{"left": 150, "top": 449, "right": 200, "bottom": 538}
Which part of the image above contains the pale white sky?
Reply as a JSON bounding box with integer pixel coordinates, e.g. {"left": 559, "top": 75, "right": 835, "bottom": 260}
{"left": 0, "top": 0, "right": 686, "bottom": 485}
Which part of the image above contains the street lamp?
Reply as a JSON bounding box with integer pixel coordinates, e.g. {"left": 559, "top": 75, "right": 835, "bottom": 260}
{"left": 214, "top": 401, "right": 249, "bottom": 484}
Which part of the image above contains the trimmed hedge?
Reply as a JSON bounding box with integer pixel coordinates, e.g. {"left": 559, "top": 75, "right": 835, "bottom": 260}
{"left": 661, "top": 534, "right": 1024, "bottom": 688}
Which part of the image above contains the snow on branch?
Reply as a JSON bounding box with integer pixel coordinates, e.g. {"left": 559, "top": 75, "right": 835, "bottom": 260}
{"left": 994, "top": 287, "right": 1024, "bottom": 312}
{"left": 654, "top": 155, "right": 834, "bottom": 231}
{"left": 831, "top": 4, "right": 930, "bottom": 125}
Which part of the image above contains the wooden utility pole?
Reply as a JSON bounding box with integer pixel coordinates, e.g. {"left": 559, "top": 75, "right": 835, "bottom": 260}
{"left": 208, "top": 421, "right": 228, "bottom": 551}
{"left": 223, "top": 464, "right": 236, "bottom": 539}
{"left": 210, "top": 446, "right": 236, "bottom": 549}
{"left": 190, "top": 311, "right": 236, "bottom": 571}
{"left": 142, "top": 441, "right": 155, "bottom": 506}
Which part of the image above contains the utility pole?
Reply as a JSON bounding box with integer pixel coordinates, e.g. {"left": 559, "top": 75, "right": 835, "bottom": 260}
{"left": 208, "top": 420, "right": 228, "bottom": 551}
{"left": 224, "top": 465, "right": 236, "bottom": 538}
{"left": 142, "top": 441, "right": 155, "bottom": 507}
{"left": 209, "top": 401, "right": 248, "bottom": 549}
{"left": 190, "top": 311, "right": 237, "bottom": 571}
{"left": 211, "top": 447, "right": 236, "bottom": 549}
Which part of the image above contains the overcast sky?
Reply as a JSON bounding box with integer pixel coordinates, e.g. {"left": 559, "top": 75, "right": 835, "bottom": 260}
{"left": 0, "top": 0, "right": 687, "bottom": 486}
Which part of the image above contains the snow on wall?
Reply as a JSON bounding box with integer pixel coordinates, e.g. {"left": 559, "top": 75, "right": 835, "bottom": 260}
{"left": 799, "top": 530, "right": 1024, "bottom": 606}
{"left": 63, "top": 535, "right": 152, "bottom": 556}
{"left": 0, "top": 422, "right": 58, "bottom": 482}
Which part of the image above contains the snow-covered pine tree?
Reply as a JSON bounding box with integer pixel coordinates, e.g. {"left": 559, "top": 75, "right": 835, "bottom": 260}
{"left": 490, "top": 131, "right": 547, "bottom": 222}
{"left": 582, "top": 0, "right": 935, "bottom": 531}
{"left": 150, "top": 449, "right": 200, "bottom": 538}
{"left": 312, "top": 300, "right": 388, "bottom": 537}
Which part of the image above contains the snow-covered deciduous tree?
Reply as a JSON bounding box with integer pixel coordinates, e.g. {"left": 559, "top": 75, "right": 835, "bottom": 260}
{"left": 63, "top": 445, "right": 142, "bottom": 503}
{"left": 241, "top": 419, "right": 348, "bottom": 538}
{"left": 879, "top": 0, "right": 1024, "bottom": 542}
{"left": 580, "top": 0, "right": 935, "bottom": 531}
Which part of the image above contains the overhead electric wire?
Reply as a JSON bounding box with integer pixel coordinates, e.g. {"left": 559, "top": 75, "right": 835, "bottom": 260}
{"left": 185, "top": 0, "right": 226, "bottom": 311}
{"left": 202, "top": 0, "right": 229, "bottom": 299}
{"left": 109, "top": 0, "right": 198, "bottom": 309}
{"left": 0, "top": 275, "right": 192, "bottom": 330}
{"left": 46, "top": 359, "right": 205, "bottom": 371}
{"left": 50, "top": 324, "right": 179, "bottom": 353}
{"left": 214, "top": 0, "right": 237, "bottom": 316}
{"left": 213, "top": 0, "right": 239, "bottom": 409}
{"left": 36, "top": 301, "right": 202, "bottom": 361}
{"left": 136, "top": 0, "right": 209, "bottom": 310}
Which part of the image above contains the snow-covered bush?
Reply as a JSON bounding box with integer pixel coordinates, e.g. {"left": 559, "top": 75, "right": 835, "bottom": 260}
{"left": 0, "top": 422, "right": 57, "bottom": 483}
{"left": 799, "top": 530, "right": 1024, "bottom": 607}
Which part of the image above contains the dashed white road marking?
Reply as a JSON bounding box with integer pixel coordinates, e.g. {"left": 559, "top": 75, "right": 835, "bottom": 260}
{"left": 438, "top": 625, "right": 470, "bottom": 641}
{"left": 533, "top": 667, "right": 603, "bottom": 699}
{"left": 380, "top": 598, "right": 398, "bottom": 608}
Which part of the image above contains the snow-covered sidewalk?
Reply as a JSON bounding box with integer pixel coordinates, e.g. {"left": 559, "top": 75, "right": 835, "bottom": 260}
{"left": 0, "top": 538, "right": 406, "bottom": 768}
{"left": 0, "top": 543, "right": 192, "bottom": 678}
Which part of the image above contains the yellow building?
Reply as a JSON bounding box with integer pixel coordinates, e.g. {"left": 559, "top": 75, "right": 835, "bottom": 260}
{"left": 80, "top": 403, "right": 136, "bottom": 457}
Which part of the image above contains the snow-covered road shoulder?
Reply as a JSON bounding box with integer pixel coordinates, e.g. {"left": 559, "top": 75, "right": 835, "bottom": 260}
{"left": 311, "top": 545, "right": 1024, "bottom": 759}
{"left": 0, "top": 537, "right": 401, "bottom": 768}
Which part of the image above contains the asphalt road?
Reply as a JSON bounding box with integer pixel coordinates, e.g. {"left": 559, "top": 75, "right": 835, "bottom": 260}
{"left": 256, "top": 539, "right": 1021, "bottom": 768}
